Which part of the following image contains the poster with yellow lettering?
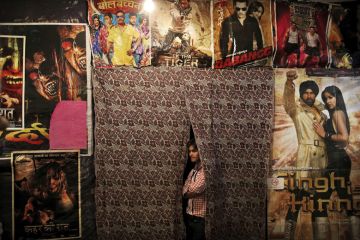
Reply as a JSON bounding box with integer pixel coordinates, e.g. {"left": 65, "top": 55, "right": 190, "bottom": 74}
{"left": 151, "top": 0, "right": 212, "bottom": 68}
{"left": 268, "top": 68, "right": 360, "bottom": 239}
{"left": 213, "top": 0, "right": 272, "bottom": 69}
{"left": 88, "top": 0, "right": 151, "bottom": 68}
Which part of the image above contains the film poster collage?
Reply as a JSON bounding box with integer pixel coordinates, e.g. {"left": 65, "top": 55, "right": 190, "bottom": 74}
{"left": 0, "top": 0, "right": 359, "bottom": 239}
{"left": 0, "top": 16, "right": 90, "bottom": 240}
{"left": 88, "top": 1, "right": 360, "bottom": 239}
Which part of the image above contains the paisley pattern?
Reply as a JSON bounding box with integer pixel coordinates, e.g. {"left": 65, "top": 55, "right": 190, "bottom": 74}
{"left": 93, "top": 67, "right": 274, "bottom": 240}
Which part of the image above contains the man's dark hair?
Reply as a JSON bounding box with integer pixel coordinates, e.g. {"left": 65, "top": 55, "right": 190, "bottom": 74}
{"left": 116, "top": 10, "right": 125, "bottom": 16}
{"left": 299, "top": 80, "right": 319, "bottom": 97}
{"left": 129, "top": 13, "right": 137, "bottom": 18}
{"left": 233, "top": 0, "right": 248, "bottom": 6}
{"left": 104, "top": 13, "right": 112, "bottom": 19}
{"left": 92, "top": 14, "right": 99, "bottom": 21}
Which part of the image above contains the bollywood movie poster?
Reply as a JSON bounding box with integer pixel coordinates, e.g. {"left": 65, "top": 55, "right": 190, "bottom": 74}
{"left": 213, "top": 0, "right": 273, "bottom": 69}
{"left": 0, "top": 35, "right": 25, "bottom": 129}
{"left": 88, "top": 0, "right": 151, "bottom": 68}
{"left": 273, "top": 1, "right": 329, "bottom": 68}
{"left": 327, "top": 3, "right": 360, "bottom": 69}
{"left": 0, "top": 24, "right": 92, "bottom": 159}
{"left": 12, "top": 150, "right": 81, "bottom": 240}
{"left": 268, "top": 68, "right": 360, "bottom": 239}
{"left": 151, "top": 0, "right": 212, "bottom": 68}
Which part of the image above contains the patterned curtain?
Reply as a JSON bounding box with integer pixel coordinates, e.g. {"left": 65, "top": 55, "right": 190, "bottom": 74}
{"left": 93, "top": 67, "right": 274, "bottom": 240}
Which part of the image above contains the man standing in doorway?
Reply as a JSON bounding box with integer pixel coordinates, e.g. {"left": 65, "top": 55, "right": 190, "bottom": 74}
{"left": 182, "top": 139, "right": 206, "bottom": 240}
{"left": 220, "top": 0, "right": 263, "bottom": 59}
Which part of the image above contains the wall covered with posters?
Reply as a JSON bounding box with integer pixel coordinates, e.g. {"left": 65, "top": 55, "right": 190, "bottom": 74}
{"left": 0, "top": 0, "right": 359, "bottom": 240}
{"left": 0, "top": 3, "right": 97, "bottom": 239}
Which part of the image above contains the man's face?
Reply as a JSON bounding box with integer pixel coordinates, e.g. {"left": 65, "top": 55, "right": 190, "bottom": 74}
{"left": 104, "top": 15, "right": 112, "bottom": 26}
{"left": 188, "top": 145, "right": 200, "bottom": 163}
{"left": 130, "top": 15, "right": 137, "bottom": 26}
{"left": 309, "top": 27, "right": 315, "bottom": 34}
{"left": 235, "top": 1, "right": 247, "bottom": 18}
{"left": 116, "top": 12, "right": 125, "bottom": 25}
{"left": 291, "top": 23, "right": 297, "bottom": 31}
{"left": 302, "top": 89, "right": 316, "bottom": 106}
{"left": 180, "top": 0, "right": 190, "bottom": 10}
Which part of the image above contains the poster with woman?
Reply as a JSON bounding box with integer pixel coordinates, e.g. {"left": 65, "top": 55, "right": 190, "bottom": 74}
{"left": 12, "top": 150, "right": 81, "bottom": 239}
{"left": 213, "top": 0, "right": 272, "bottom": 69}
{"left": 268, "top": 68, "right": 360, "bottom": 239}
{"left": 88, "top": 0, "right": 151, "bottom": 68}
{"left": 273, "top": 1, "right": 329, "bottom": 68}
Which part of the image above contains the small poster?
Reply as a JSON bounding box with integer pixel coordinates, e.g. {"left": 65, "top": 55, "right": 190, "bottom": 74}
{"left": 273, "top": 1, "right": 329, "bottom": 68}
{"left": 0, "top": 35, "right": 25, "bottom": 129}
{"left": 213, "top": 0, "right": 273, "bottom": 69}
{"left": 12, "top": 150, "right": 81, "bottom": 239}
{"left": 151, "top": 0, "right": 212, "bottom": 68}
{"left": 88, "top": 0, "right": 151, "bottom": 68}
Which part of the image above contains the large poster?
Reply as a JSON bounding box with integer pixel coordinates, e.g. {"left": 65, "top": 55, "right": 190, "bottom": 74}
{"left": 213, "top": 0, "right": 272, "bottom": 69}
{"left": 273, "top": 1, "right": 329, "bottom": 68}
{"left": 0, "top": 35, "right": 25, "bottom": 129}
{"left": 88, "top": 0, "right": 151, "bottom": 68}
{"left": 151, "top": 0, "right": 212, "bottom": 68}
{"left": 268, "top": 68, "right": 360, "bottom": 239}
{"left": 12, "top": 150, "right": 81, "bottom": 239}
{"left": 0, "top": 24, "right": 92, "bottom": 158}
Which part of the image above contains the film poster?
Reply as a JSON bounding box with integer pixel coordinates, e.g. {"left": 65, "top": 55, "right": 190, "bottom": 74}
{"left": 328, "top": 3, "right": 360, "bottom": 69}
{"left": 0, "top": 35, "right": 25, "bottom": 129}
{"left": 268, "top": 68, "right": 360, "bottom": 239}
{"left": 213, "top": 0, "right": 272, "bottom": 69}
{"left": 151, "top": 0, "right": 212, "bottom": 68}
{"left": 88, "top": 0, "right": 151, "bottom": 68}
{"left": 12, "top": 150, "right": 81, "bottom": 239}
{"left": 273, "top": 1, "right": 329, "bottom": 68}
{"left": 0, "top": 24, "right": 92, "bottom": 158}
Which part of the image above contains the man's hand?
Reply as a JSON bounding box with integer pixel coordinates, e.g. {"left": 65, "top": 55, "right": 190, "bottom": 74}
{"left": 127, "top": 49, "right": 134, "bottom": 56}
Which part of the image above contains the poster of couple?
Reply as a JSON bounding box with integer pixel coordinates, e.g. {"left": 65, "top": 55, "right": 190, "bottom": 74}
{"left": 268, "top": 68, "right": 360, "bottom": 239}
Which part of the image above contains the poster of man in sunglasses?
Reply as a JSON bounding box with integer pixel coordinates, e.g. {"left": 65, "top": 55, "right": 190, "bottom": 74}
{"left": 214, "top": 0, "right": 272, "bottom": 68}
{"left": 12, "top": 150, "right": 81, "bottom": 239}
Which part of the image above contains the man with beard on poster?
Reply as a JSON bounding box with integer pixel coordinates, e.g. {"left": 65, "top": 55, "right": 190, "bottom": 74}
{"left": 219, "top": 0, "right": 263, "bottom": 59}
{"left": 282, "top": 70, "right": 329, "bottom": 239}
